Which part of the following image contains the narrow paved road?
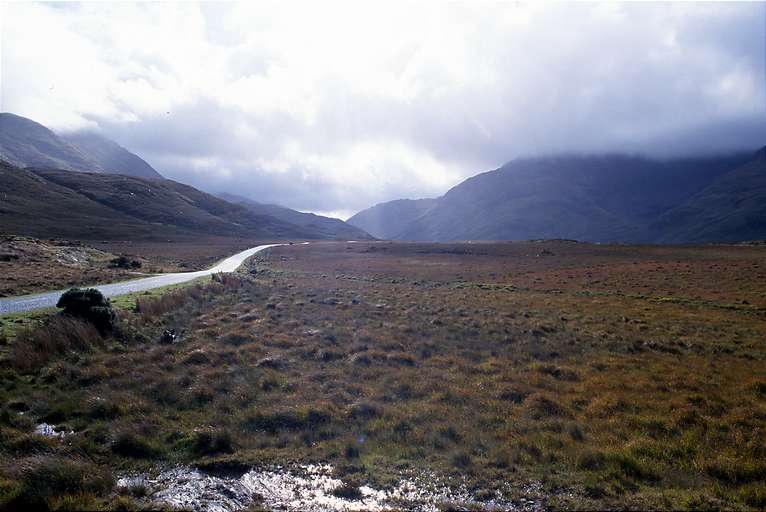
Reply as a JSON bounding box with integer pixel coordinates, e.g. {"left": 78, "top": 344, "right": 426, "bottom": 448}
{"left": 0, "top": 243, "right": 286, "bottom": 315}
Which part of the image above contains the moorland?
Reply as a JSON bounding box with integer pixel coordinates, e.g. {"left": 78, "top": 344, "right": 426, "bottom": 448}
{"left": 0, "top": 240, "right": 764, "bottom": 510}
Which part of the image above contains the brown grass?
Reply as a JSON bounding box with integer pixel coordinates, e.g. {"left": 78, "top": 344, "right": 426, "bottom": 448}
{"left": 9, "top": 316, "right": 102, "bottom": 372}
{"left": 0, "top": 240, "right": 764, "bottom": 510}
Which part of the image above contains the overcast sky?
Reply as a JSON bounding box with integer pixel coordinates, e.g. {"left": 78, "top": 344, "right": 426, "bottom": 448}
{"left": 2, "top": 2, "right": 764, "bottom": 218}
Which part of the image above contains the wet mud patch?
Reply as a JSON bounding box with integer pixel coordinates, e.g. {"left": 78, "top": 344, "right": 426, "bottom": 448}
{"left": 117, "top": 463, "right": 546, "bottom": 511}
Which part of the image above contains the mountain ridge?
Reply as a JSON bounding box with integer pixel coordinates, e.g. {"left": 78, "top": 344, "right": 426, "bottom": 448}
{"left": 348, "top": 150, "right": 763, "bottom": 243}
{"left": 0, "top": 161, "right": 337, "bottom": 241}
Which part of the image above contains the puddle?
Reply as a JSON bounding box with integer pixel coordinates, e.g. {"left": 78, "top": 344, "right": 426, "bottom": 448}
{"left": 117, "top": 464, "right": 545, "bottom": 512}
{"left": 34, "top": 423, "right": 72, "bottom": 438}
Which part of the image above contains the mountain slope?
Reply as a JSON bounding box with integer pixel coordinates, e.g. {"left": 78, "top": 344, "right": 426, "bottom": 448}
{"left": 0, "top": 113, "right": 103, "bottom": 172}
{"left": 62, "top": 131, "right": 163, "bottom": 179}
{"left": 347, "top": 198, "right": 438, "bottom": 239}
{"left": 351, "top": 152, "right": 759, "bottom": 243}
{"left": 0, "top": 113, "right": 162, "bottom": 179}
{"left": 651, "top": 148, "right": 766, "bottom": 243}
{"left": 220, "top": 193, "right": 374, "bottom": 240}
{"left": 0, "top": 161, "right": 325, "bottom": 241}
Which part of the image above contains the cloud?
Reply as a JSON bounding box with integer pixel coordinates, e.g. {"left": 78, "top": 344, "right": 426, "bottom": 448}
{"left": 2, "top": 2, "right": 764, "bottom": 217}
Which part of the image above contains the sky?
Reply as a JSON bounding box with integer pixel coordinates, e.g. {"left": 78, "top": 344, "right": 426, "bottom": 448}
{"left": 1, "top": 2, "right": 765, "bottom": 219}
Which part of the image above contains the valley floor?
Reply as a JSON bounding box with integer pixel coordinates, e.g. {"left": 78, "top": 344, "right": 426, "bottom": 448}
{"left": 0, "top": 240, "right": 765, "bottom": 510}
{"left": 0, "top": 235, "right": 267, "bottom": 297}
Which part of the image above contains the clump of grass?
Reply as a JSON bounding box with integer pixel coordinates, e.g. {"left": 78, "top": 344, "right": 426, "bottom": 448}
{"left": 211, "top": 273, "right": 246, "bottom": 288}
{"left": 111, "top": 431, "right": 163, "bottom": 459}
{"left": 739, "top": 483, "right": 766, "bottom": 508}
{"left": 10, "top": 316, "right": 103, "bottom": 372}
{"left": 576, "top": 449, "right": 607, "bottom": 470}
{"left": 706, "top": 456, "right": 766, "bottom": 484}
{"left": 451, "top": 451, "right": 473, "bottom": 469}
{"left": 135, "top": 284, "right": 204, "bottom": 320}
{"left": 220, "top": 331, "right": 254, "bottom": 346}
{"left": 1, "top": 455, "right": 113, "bottom": 510}
{"left": 185, "top": 428, "right": 234, "bottom": 456}
{"left": 576, "top": 448, "right": 659, "bottom": 482}
{"left": 242, "top": 407, "right": 332, "bottom": 434}
{"left": 531, "top": 362, "right": 579, "bottom": 381}
{"left": 523, "top": 394, "right": 569, "bottom": 419}
{"left": 84, "top": 397, "right": 122, "bottom": 420}
{"left": 332, "top": 482, "right": 363, "bottom": 500}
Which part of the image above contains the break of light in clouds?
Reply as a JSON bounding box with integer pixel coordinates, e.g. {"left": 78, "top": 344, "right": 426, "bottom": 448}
{"left": 2, "top": 2, "right": 764, "bottom": 218}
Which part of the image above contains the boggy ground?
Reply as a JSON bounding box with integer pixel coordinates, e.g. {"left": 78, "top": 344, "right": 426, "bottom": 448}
{"left": 0, "top": 240, "right": 764, "bottom": 510}
{"left": 0, "top": 235, "right": 267, "bottom": 297}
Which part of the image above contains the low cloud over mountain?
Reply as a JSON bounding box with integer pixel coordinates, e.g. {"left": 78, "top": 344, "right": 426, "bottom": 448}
{"left": 3, "top": 3, "right": 764, "bottom": 215}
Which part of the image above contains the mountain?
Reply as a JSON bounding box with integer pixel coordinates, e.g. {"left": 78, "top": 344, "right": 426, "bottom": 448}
{"left": 61, "top": 131, "right": 162, "bottom": 179}
{"left": 347, "top": 199, "right": 438, "bottom": 240}
{"left": 650, "top": 148, "right": 766, "bottom": 243}
{"left": 349, "top": 151, "right": 762, "bottom": 243}
{"left": 0, "top": 113, "right": 102, "bottom": 172}
{"left": 0, "top": 113, "right": 162, "bottom": 179}
{"left": 0, "top": 161, "right": 325, "bottom": 241}
{"left": 219, "top": 193, "right": 374, "bottom": 241}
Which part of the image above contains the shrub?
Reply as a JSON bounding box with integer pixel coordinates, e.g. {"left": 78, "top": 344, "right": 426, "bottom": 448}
{"left": 56, "top": 288, "right": 115, "bottom": 334}
{"left": 109, "top": 255, "right": 141, "bottom": 269}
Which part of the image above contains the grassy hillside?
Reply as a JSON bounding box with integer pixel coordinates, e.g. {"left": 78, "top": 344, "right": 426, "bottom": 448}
{"left": 62, "top": 131, "right": 163, "bottom": 179}
{"left": 651, "top": 148, "right": 766, "bottom": 243}
{"left": 350, "top": 152, "right": 759, "bottom": 243}
{"left": 347, "top": 198, "right": 438, "bottom": 239}
{"left": 220, "top": 193, "right": 374, "bottom": 241}
{"left": 0, "top": 161, "right": 318, "bottom": 241}
{"left": 0, "top": 113, "right": 102, "bottom": 172}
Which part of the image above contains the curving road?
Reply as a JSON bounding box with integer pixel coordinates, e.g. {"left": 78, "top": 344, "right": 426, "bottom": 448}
{"left": 0, "top": 243, "right": 288, "bottom": 315}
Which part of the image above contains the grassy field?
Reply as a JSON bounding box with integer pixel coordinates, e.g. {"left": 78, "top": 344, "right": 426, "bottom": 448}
{"left": 0, "top": 240, "right": 764, "bottom": 510}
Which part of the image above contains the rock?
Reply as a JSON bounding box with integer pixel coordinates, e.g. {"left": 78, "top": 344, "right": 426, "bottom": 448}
{"left": 160, "top": 329, "right": 177, "bottom": 344}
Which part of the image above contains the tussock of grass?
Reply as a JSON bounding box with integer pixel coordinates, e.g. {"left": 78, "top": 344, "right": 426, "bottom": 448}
{"left": 1, "top": 455, "right": 113, "bottom": 510}
{"left": 9, "top": 316, "right": 102, "bottom": 373}
{"left": 111, "top": 431, "right": 163, "bottom": 459}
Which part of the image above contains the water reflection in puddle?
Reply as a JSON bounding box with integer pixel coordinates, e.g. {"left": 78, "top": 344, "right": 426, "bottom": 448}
{"left": 117, "top": 463, "right": 544, "bottom": 512}
{"left": 34, "top": 423, "right": 72, "bottom": 438}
